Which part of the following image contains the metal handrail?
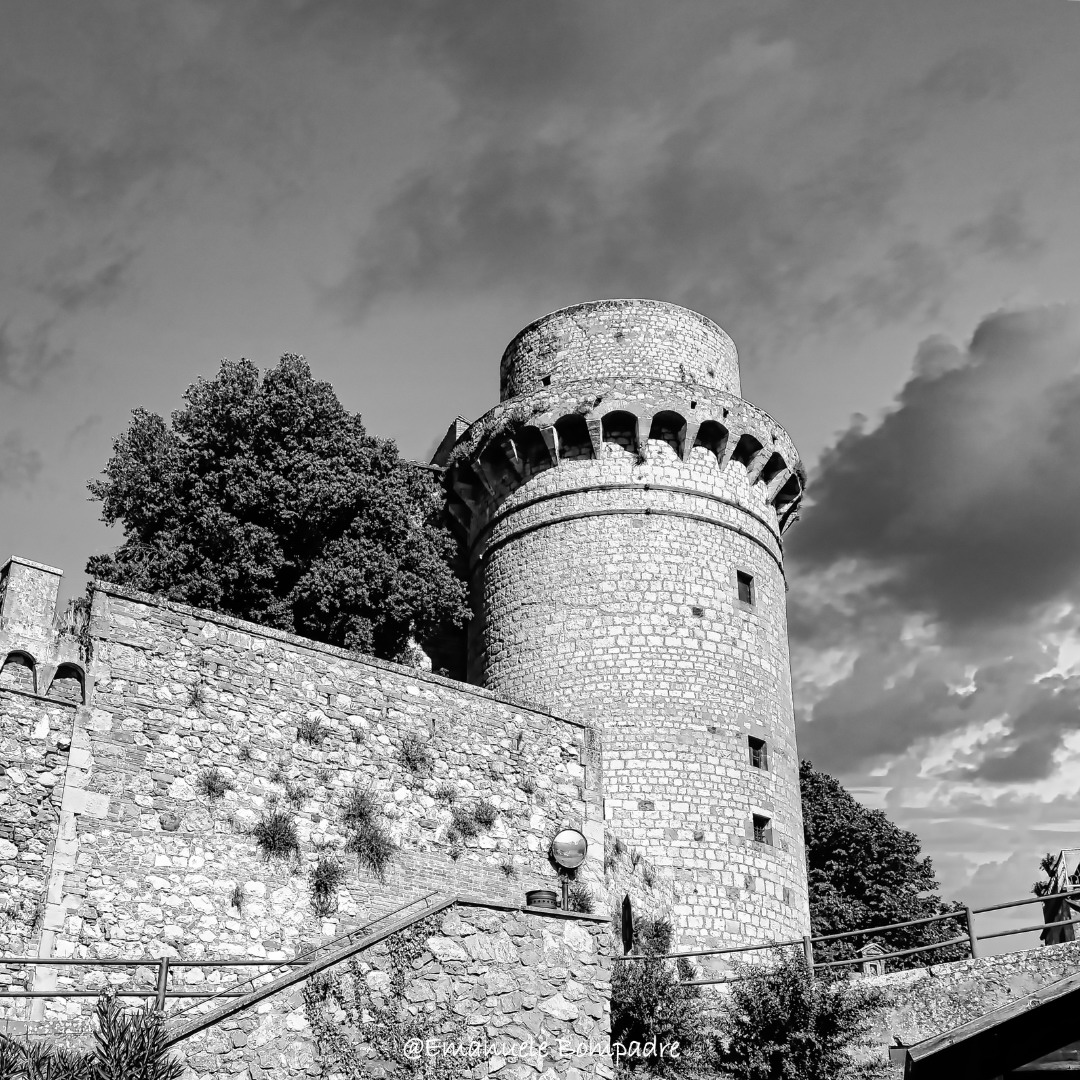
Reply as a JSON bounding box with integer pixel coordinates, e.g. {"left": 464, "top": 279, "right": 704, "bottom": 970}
{"left": 164, "top": 890, "right": 444, "bottom": 1025}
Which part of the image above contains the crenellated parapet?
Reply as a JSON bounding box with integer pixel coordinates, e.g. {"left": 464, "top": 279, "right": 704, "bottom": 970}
{"left": 443, "top": 377, "right": 805, "bottom": 553}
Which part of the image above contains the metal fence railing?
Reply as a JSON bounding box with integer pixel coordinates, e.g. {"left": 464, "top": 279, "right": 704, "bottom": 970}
{"left": 614, "top": 887, "right": 1080, "bottom": 986}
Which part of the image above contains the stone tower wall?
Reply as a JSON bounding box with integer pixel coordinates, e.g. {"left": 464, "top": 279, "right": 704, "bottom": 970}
{"left": 446, "top": 299, "right": 808, "bottom": 952}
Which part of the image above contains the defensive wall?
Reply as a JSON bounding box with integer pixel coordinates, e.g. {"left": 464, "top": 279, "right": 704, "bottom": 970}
{"left": 440, "top": 299, "right": 809, "bottom": 950}
{"left": 0, "top": 556, "right": 604, "bottom": 1030}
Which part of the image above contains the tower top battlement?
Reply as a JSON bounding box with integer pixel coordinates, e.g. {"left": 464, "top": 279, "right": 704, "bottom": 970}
{"left": 499, "top": 298, "right": 741, "bottom": 401}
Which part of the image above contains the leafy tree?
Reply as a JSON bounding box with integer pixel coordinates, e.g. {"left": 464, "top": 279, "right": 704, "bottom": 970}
{"left": 714, "top": 949, "right": 888, "bottom": 1080}
{"left": 801, "top": 761, "right": 967, "bottom": 968}
{"left": 610, "top": 916, "right": 716, "bottom": 1077}
{"left": 87, "top": 355, "right": 468, "bottom": 662}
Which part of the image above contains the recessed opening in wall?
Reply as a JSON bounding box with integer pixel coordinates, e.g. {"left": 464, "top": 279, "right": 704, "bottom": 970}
{"left": 541, "top": 375, "right": 551, "bottom": 386}
{"left": 691, "top": 605, "right": 705, "bottom": 617}
{"left": 748, "top": 736, "right": 768, "bottom": 770}
{"left": 752, "top": 814, "right": 773, "bottom": 845}
{"left": 737, "top": 571, "right": 755, "bottom": 606}
{"left": 732, "top": 433, "right": 764, "bottom": 468}
{"left": 0, "top": 651, "right": 35, "bottom": 694}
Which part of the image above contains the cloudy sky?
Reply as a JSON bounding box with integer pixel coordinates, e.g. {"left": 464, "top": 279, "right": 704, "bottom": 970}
{"left": 3, "top": 0, "right": 1080, "bottom": 939}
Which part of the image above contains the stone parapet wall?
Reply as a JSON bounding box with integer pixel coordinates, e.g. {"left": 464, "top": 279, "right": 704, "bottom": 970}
{"left": 864, "top": 939, "right": 1080, "bottom": 1049}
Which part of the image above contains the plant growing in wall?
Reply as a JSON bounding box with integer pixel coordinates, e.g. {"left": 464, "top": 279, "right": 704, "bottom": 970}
{"left": 303, "top": 912, "right": 478, "bottom": 1080}
{"left": 396, "top": 732, "right": 434, "bottom": 777}
{"left": 434, "top": 781, "right": 457, "bottom": 804}
{"left": 252, "top": 810, "right": 301, "bottom": 862}
{"left": 283, "top": 779, "right": 307, "bottom": 809}
{"left": 309, "top": 852, "right": 346, "bottom": 917}
{"left": 297, "top": 715, "right": 325, "bottom": 746}
{"left": 195, "top": 766, "right": 232, "bottom": 800}
{"left": 230, "top": 883, "right": 244, "bottom": 913}
{"left": 341, "top": 788, "right": 396, "bottom": 880}
{"left": 473, "top": 799, "right": 498, "bottom": 829}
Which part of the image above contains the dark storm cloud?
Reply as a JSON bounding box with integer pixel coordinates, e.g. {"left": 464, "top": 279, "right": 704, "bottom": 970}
{"left": 798, "top": 647, "right": 978, "bottom": 771}
{"left": 799, "top": 638, "right": 1080, "bottom": 778}
{"left": 964, "top": 683, "right": 1080, "bottom": 783}
{"left": 790, "top": 305, "right": 1080, "bottom": 631}
{"left": 0, "top": 434, "right": 42, "bottom": 493}
{"left": 0, "top": 319, "right": 71, "bottom": 390}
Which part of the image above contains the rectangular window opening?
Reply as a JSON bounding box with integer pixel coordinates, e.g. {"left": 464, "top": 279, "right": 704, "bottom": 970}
{"left": 752, "top": 814, "right": 772, "bottom": 844}
{"left": 691, "top": 605, "right": 705, "bottom": 617}
{"left": 748, "top": 736, "right": 768, "bottom": 770}
{"left": 752, "top": 814, "right": 772, "bottom": 845}
{"left": 737, "top": 570, "right": 755, "bottom": 606}
{"left": 541, "top": 375, "right": 552, "bottom": 386}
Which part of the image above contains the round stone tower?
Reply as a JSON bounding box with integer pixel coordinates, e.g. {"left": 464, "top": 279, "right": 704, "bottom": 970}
{"left": 441, "top": 299, "right": 809, "bottom": 949}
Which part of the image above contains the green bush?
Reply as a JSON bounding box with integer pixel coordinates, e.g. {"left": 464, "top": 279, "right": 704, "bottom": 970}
{"left": 568, "top": 883, "right": 595, "bottom": 914}
{"left": 396, "top": 733, "right": 434, "bottom": 776}
{"left": 297, "top": 716, "right": 324, "bottom": 745}
{"left": 450, "top": 803, "right": 480, "bottom": 839}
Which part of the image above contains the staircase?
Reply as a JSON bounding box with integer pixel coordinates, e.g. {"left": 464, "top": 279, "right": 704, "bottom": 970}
{"left": 164, "top": 893, "right": 456, "bottom": 1048}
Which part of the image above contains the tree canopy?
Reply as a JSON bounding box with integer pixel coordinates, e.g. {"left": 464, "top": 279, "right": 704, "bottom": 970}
{"left": 87, "top": 355, "right": 468, "bottom": 662}
{"left": 800, "top": 761, "right": 966, "bottom": 966}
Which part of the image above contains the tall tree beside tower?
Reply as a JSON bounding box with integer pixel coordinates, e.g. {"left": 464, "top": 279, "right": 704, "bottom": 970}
{"left": 87, "top": 355, "right": 469, "bottom": 663}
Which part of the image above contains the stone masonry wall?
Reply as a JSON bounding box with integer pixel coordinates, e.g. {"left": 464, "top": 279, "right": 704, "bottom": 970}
{"left": 0, "top": 575, "right": 601, "bottom": 1027}
{"left": 499, "top": 299, "right": 742, "bottom": 400}
{"left": 6, "top": 901, "right": 613, "bottom": 1080}
{"left": 182, "top": 903, "right": 612, "bottom": 1080}
{"left": 863, "top": 938, "right": 1080, "bottom": 1050}
{"left": 0, "top": 689, "right": 75, "bottom": 1001}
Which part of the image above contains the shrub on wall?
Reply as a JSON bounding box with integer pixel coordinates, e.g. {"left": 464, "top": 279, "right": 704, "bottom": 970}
{"left": 252, "top": 810, "right": 301, "bottom": 862}
{"left": 396, "top": 733, "right": 434, "bottom": 777}
{"left": 309, "top": 852, "right": 346, "bottom": 917}
{"left": 342, "top": 788, "right": 396, "bottom": 880}
{"left": 195, "top": 766, "right": 232, "bottom": 800}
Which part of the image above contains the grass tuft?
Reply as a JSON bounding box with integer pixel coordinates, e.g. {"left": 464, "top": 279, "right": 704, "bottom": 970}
{"left": 252, "top": 810, "right": 300, "bottom": 862}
